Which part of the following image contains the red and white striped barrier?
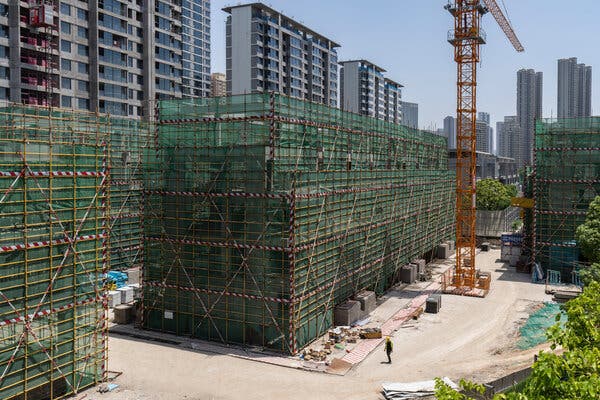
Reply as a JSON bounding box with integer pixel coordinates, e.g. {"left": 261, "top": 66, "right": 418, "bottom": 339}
{"left": 0, "top": 233, "right": 106, "bottom": 254}
{"left": 0, "top": 170, "right": 107, "bottom": 177}
{"left": 145, "top": 281, "right": 290, "bottom": 304}
{"left": 145, "top": 236, "right": 290, "bottom": 252}
{"left": 0, "top": 296, "right": 99, "bottom": 327}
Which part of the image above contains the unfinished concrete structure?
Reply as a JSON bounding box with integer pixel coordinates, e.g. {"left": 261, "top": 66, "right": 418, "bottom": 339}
{"left": 141, "top": 93, "right": 455, "bottom": 354}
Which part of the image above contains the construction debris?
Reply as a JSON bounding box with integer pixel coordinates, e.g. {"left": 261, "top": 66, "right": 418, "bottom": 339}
{"left": 382, "top": 377, "right": 458, "bottom": 399}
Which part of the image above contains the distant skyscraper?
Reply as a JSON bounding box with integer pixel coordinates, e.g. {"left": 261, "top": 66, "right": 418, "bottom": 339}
{"left": 211, "top": 73, "right": 226, "bottom": 97}
{"left": 339, "top": 60, "right": 402, "bottom": 123}
{"left": 477, "top": 112, "right": 490, "bottom": 125}
{"left": 444, "top": 116, "right": 456, "bottom": 149}
{"left": 224, "top": 3, "right": 339, "bottom": 107}
{"left": 517, "top": 69, "right": 543, "bottom": 166}
{"left": 496, "top": 116, "right": 519, "bottom": 159}
{"left": 401, "top": 101, "right": 418, "bottom": 129}
{"left": 476, "top": 112, "right": 493, "bottom": 154}
{"left": 476, "top": 120, "right": 490, "bottom": 153}
{"left": 557, "top": 57, "right": 592, "bottom": 118}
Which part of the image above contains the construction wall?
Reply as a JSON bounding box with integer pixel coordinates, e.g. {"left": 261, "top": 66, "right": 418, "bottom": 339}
{"left": 0, "top": 107, "right": 109, "bottom": 399}
{"left": 142, "top": 94, "right": 455, "bottom": 354}
{"left": 533, "top": 117, "right": 600, "bottom": 279}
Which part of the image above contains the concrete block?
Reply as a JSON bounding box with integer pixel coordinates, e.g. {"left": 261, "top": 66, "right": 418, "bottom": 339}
{"left": 355, "top": 291, "right": 376, "bottom": 315}
{"left": 437, "top": 243, "right": 450, "bottom": 259}
{"left": 126, "top": 267, "right": 141, "bottom": 285}
{"left": 118, "top": 286, "right": 134, "bottom": 304}
{"left": 425, "top": 297, "right": 440, "bottom": 313}
{"left": 446, "top": 240, "right": 455, "bottom": 251}
{"left": 481, "top": 242, "right": 490, "bottom": 252}
{"left": 108, "top": 290, "right": 121, "bottom": 308}
{"left": 128, "top": 283, "right": 141, "bottom": 298}
{"left": 113, "top": 304, "right": 133, "bottom": 324}
{"left": 334, "top": 300, "right": 362, "bottom": 326}
{"left": 400, "top": 265, "right": 416, "bottom": 284}
{"left": 412, "top": 259, "right": 426, "bottom": 274}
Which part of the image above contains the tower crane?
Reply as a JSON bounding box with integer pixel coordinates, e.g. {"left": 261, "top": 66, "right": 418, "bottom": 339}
{"left": 445, "top": 0, "right": 523, "bottom": 294}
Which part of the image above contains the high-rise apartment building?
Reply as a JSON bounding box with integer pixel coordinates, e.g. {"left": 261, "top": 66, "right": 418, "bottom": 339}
{"left": 496, "top": 115, "right": 519, "bottom": 159}
{"left": 339, "top": 59, "right": 402, "bottom": 123}
{"left": 443, "top": 115, "right": 456, "bottom": 149}
{"left": 557, "top": 57, "right": 592, "bottom": 118}
{"left": 476, "top": 119, "right": 490, "bottom": 153}
{"left": 517, "top": 69, "right": 543, "bottom": 166}
{"left": 224, "top": 3, "right": 339, "bottom": 107}
{"left": 0, "top": 0, "right": 210, "bottom": 117}
{"left": 211, "top": 72, "right": 226, "bottom": 97}
{"left": 384, "top": 78, "right": 403, "bottom": 124}
{"left": 401, "top": 101, "right": 418, "bottom": 129}
{"left": 181, "top": 0, "right": 211, "bottom": 98}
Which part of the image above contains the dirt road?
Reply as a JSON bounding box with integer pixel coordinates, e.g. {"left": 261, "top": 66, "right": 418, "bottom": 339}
{"left": 83, "top": 249, "right": 552, "bottom": 400}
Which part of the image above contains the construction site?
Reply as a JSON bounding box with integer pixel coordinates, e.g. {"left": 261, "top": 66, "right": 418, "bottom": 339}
{"left": 0, "top": 1, "right": 598, "bottom": 400}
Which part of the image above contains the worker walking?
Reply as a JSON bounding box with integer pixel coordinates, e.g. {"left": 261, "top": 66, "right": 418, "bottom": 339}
{"left": 385, "top": 336, "right": 393, "bottom": 363}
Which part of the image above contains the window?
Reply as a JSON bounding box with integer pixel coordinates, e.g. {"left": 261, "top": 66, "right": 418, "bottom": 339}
{"left": 0, "top": 46, "right": 8, "bottom": 58}
{"left": 0, "top": 66, "right": 8, "bottom": 79}
{"left": 60, "top": 39, "right": 71, "bottom": 52}
{"left": 60, "top": 2, "right": 71, "bottom": 15}
{"left": 77, "top": 8, "right": 88, "bottom": 20}
{"left": 77, "top": 44, "right": 88, "bottom": 56}
{"left": 61, "top": 21, "right": 71, "bottom": 35}
{"left": 77, "top": 26, "right": 88, "bottom": 38}
{"left": 77, "top": 97, "right": 89, "bottom": 110}
{"left": 61, "top": 96, "right": 72, "bottom": 108}
{"left": 61, "top": 77, "right": 71, "bottom": 89}
{"left": 77, "top": 80, "right": 89, "bottom": 91}
{"left": 77, "top": 62, "right": 88, "bottom": 74}
{"left": 61, "top": 59, "right": 72, "bottom": 71}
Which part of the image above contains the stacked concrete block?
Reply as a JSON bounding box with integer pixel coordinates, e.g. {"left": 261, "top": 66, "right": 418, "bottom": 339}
{"left": 108, "top": 290, "right": 122, "bottom": 308}
{"left": 128, "top": 283, "right": 141, "bottom": 298}
{"left": 126, "top": 267, "right": 141, "bottom": 285}
{"left": 334, "top": 300, "right": 362, "bottom": 326}
{"left": 355, "top": 291, "right": 376, "bottom": 316}
{"left": 437, "top": 243, "right": 450, "bottom": 259}
{"left": 118, "top": 286, "right": 134, "bottom": 304}
{"left": 412, "top": 259, "right": 426, "bottom": 275}
{"left": 113, "top": 304, "right": 134, "bottom": 324}
{"left": 400, "top": 264, "right": 416, "bottom": 284}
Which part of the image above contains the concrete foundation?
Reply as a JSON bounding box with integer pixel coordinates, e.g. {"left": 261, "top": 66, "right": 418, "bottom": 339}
{"left": 400, "top": 265, "right": 416, "bottom": 284}
{"left": 334, "top": 300, "right": 362, "bottom": 326}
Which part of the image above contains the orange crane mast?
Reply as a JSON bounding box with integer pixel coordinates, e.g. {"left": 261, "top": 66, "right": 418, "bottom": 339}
{"left": 444, "top": 0, "right": 523, "bottom": 295}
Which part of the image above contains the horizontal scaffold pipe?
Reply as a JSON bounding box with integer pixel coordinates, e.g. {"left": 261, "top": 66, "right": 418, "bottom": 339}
{"left": 0, "top": 296, "right": 102, "bottom": 327}
{"left": 535, "top": 178, "right": 600, "bottom": 184}
{"left": 157, "top": 115, "right": 446, "bottom": 150}
{"left": 144, "top": 281, "right": 291, "bottom": 304}
{"left": 0, "top": 170, "right": 107, "bottom": 177}
{"left": 0, "top": 233, "right": 107, "bottom": 254}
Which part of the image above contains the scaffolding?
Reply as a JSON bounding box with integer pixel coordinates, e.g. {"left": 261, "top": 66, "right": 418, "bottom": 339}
{"left": 142, "top": 93, "right": 455, "bottom": 354}
{"left": 533, "top": 117, "right": 600, "bottom": 280}
{"left": 0, "top": 106, "right": 109, "bottom": 399}
{"left": 107, "top": 118, "right": 148, "bottom": 272}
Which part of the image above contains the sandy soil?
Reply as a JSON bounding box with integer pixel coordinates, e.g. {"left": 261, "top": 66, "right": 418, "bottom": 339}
{"left": 80, "top": 249, "right": 553, "bottom": 400}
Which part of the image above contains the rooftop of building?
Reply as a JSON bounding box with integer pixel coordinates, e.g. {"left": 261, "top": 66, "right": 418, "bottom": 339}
{"left": 384, "top": 77, "right": 404, "bottom": 88}
{"left": 223, "top": 2, "right": 340, "bottom": 48}
{"left": 339, "top": 59, "right": 386, "bottom": 73}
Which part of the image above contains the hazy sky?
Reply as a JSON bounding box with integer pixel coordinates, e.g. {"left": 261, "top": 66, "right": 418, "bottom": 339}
{"left": 210, "top": 1, "right": 600, "bottom": 130}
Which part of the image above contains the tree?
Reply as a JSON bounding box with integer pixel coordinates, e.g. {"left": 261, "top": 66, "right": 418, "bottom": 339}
{"left": 575, "top": 196, "right": 600, "bottom": 286}
{"left": 476, "top": 179, "right": 512, "bottom": 211}
{"left": 435, "top": 282, "right": 600, "bottom": 400}
{"left": 575, "top": 196, "right": 600, "bottom": 263}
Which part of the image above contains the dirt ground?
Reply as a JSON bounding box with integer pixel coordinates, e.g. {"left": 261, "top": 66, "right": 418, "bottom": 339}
{"left": 80, "top": 249, "right": 553, "bottom": 400}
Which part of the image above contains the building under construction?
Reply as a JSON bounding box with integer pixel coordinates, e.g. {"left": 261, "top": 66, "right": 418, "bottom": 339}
{"left": 0, "top": 106, "right": 111, "bottom": 399}
{"left": 142, "top": 93, "right": 455, "bottom": 354}
{"left": 533, "top": 117, "right": 600, "bottom": 279}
